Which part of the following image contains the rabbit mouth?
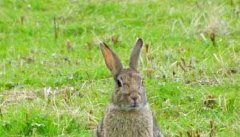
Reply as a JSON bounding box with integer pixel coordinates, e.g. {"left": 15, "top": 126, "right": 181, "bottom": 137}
{"left": 129, "top": 102, "right": 144, "bottom": 109}
{"left": 131, "top": 102, "right": 139, "bottom": 108}
{"left": 116, "top": 103, "right": 145, "bottom": 111}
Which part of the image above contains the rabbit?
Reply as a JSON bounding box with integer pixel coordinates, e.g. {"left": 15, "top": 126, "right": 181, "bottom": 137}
{"left": 95, "top": 38, "right": 163, "bottom": 137}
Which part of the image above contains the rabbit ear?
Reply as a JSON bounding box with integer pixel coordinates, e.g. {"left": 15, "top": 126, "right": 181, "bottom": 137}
{"left": 129, "top": 38, "right": 143, "bottom": 70}
{"left": 100, "top": 42, "right": 123, "bottom": 76}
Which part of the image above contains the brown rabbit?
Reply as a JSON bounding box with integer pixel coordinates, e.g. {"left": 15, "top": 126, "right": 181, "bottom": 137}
{"left": 95, "top": 38, "right": 163, "bottom": 137}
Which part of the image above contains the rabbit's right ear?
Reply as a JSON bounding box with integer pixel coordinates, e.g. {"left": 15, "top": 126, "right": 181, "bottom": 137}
{"left": 129, "top": 38, "right": 143, "bottom": 71}
{"left": 100, "top": 42, "right": 123, "bottom": 77}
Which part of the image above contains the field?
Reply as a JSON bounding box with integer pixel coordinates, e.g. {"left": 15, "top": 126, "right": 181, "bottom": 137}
{"left": 0, "top": 0, "right": 240, "bottom": 136}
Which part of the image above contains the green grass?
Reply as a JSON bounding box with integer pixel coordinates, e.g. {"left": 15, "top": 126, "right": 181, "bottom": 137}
{"left": 0, "top": 0, "right": 240, "bottom": 136}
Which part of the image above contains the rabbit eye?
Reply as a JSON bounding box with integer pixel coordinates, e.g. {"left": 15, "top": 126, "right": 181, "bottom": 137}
{"left": 117, "top": 79, "right": 122, "bottom": 87}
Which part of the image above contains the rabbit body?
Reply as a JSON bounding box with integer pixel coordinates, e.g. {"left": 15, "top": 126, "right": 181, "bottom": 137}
{"left": 99, "top": 104, "right": 153, "bottom": 137}
{"left": 96, "top": 38, "right": 163, "bottom": 137}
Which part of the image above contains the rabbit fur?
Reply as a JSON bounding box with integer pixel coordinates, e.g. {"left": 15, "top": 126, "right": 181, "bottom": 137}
{"left": 95, "top": 38, "right": 163, "bottom": 137}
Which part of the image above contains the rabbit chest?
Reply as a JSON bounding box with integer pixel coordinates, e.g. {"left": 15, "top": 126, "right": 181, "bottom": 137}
{"left": 103, "top": 108, "right": 154, "bottom": 137}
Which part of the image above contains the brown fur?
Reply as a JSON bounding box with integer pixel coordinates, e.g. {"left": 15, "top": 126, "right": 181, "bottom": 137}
{"left": 99, "top": 104, "right": 153, "bottom": 137}
{"left": 96, "top": 38, "right": 163, "bottom": 137}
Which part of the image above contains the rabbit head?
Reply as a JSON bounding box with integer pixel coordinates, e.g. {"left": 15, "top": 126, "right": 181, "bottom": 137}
{"left": 100, "top": 38, "right": 147, "bottom": 110}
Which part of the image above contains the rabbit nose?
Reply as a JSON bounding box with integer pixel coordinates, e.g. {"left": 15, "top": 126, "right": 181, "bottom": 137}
{"left": 131, "top": 96, "right": 138, "bottom": 101}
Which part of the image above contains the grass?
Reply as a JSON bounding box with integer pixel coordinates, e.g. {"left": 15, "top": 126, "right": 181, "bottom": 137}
{"left": 0, "top": 0, "right": 240, "bottom": 136}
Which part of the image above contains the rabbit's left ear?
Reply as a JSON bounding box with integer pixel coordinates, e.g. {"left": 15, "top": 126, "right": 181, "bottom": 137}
{"left": 129, "top": 38, "right": 143, "bottom": 70}
{"left": 100, "top": 42, "right": 123, "bottom": 77}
